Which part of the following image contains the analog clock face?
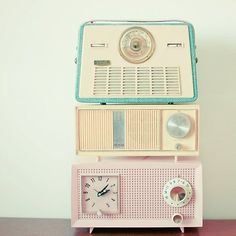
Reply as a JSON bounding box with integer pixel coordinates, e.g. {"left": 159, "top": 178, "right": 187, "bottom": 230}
{"left": 163, "top": 178, "right": 193, "bottom": 207}
{"left": 81, "top": 175, "right": 119, "bottom": 215}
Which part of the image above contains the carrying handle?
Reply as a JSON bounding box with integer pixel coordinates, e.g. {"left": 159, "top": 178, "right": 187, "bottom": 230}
{"left": 85, "top": 19, "right": 192, "bottom": 25}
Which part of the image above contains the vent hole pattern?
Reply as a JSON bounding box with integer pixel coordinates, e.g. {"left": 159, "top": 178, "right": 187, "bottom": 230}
{"left": 93, "top": 67, "right": 181, "bottom": 96}
{"left": 76, "top": 168, "right": 195, "bottom": 220}
{"left": 79, "top": 110, "right": 113, "bottom": 150}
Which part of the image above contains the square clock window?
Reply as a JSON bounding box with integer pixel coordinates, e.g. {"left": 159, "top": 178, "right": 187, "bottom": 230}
{"left": 81, "top": 174, "right": 120, "bottom": 216}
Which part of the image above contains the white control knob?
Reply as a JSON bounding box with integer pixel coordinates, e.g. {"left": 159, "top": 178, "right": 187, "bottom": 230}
{"left": 172, "top": 213, "right": 183, "bottom": 224}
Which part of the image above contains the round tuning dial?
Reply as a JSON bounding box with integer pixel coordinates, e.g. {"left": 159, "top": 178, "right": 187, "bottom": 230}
{"left": 119, "top": 27, "right": 155, "bottom": 64}
{"left": 167, "top": 113, "right": 191, "bottom": 139}
{"left": 163, "top": 178, "right": 193, "bottom": 207}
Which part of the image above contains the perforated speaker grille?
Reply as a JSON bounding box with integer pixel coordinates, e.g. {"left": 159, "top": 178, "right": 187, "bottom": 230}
{"left": 76, "top": 168, "right": 195, "bottom": 220}
{"left": 93, "top": 67, "right": 181, "bottom": 96}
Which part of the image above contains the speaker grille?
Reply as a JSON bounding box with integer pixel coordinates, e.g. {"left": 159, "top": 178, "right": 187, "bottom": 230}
{"left": 93, "top": 67, "right": 181, "bottom": 96}
{"left": 78, "top": 109, "right": 161, "bottom": 151}
{"left": 79, "top": 110, "right": 113, "bottom": 150}
{"left": 125, "top": 110, "right": 160, "bottom": 150}
{"left": 76, "top": 168, "right": 195, "bottom": 220}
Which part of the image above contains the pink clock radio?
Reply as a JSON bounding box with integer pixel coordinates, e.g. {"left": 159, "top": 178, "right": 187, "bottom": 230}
{"left": 76, "top": 104, "right": 199, "bottom": 156}
{"left": 71, "top": 157, "right": 202, "bottom": 233}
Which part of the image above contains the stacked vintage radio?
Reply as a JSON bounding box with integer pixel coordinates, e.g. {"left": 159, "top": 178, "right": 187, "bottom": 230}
{"left": 72, "top": 20, "right": 202, "bottom": 233}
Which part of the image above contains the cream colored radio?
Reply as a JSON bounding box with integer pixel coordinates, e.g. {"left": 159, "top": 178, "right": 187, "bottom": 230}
{"left": 76, "top": 105, "right": 199, "bottom": 156}
{"left": 75, "top": 21, "right": 198, "bottom": 104}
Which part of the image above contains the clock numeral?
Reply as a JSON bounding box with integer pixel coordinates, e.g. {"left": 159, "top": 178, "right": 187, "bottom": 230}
{"left": 110, "top": 184, "right": 115, "bottom": 187}
{"left": 98, "top": 176, "right": 102, "bottom": 181}
{"left": 106, "top": 203, "right": 110, "bottom": 208}
{"left": 85, "top": 198, "right": 90, "bottom": 202}
{"left": 90, "top": 178, "right": 95, "bottom": 183}
{"left": 113, "top": 192, "right": 118, "bottom": 194}
{"left": 106, "top": 178, "right": 110, "bottom": 183}
{"left": 92, "top": 202, "right": 95, "bottom": 208}
{"left": 85, "top": 183, "right": 90, "bottom": 188}
{"left": 83, "top": 191, "right": 88, "bottom": 194}
{"left": 111, "top": 198, "right": 116, "bottom": 201}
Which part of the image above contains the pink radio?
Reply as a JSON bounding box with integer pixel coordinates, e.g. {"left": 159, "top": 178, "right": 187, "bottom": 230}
{"left": 71, "top": 157, "right": 202, "bottom": 233}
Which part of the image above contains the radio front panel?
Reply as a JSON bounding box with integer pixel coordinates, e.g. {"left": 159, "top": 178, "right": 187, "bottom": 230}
{"left": 71, "top": 159, "right": 202, "bottom": 228}
{"left": 76, "top": 105, "right": 199, "bottom": 156}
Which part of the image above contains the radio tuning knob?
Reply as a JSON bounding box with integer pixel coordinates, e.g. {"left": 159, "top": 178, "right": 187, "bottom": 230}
{"left": 172, "top": 214, "right": 183, "bottom": 224}
{"left": 175, "top": 143, "right": 182, "bottom": 151}
{"left": 163, "top": 178, "right": 193, "bottom": 207}
{"left": 119, "top": 27, "right": 155, "bottom": 64}
{"left": 167, "top": 113, "right": 191, "bottom": 138}
{"left": 172, "top": 213, "right": 183, "bottom": 224}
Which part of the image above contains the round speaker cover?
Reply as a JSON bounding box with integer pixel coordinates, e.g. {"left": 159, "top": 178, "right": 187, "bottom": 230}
{"left": 119, "top": 27, "right": 155, "bottom": 64}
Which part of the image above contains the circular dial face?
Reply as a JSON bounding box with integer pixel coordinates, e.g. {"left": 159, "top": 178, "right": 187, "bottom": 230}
{"left": 81, "top": 175, "right": 119, "bottom": 215}
{"left": 119, "top": 27, "right": 155, "bottom": 63}
{"left": 167, "top": 113, "right": 192, "bottom": 138}
{"left": 163, "top": 178, "right": 193, "bottom": 207}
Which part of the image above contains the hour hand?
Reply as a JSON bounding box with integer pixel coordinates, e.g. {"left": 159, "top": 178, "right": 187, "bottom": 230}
{"left": 97, "top": 185, "right": 110, "bottom": 197}
{"left": 100, "top": 189, "right": 110, "bottom": 196}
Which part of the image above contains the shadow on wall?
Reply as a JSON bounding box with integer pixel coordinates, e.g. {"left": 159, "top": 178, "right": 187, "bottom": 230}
{"left": 197, "top": 40, "right": 236, "bottom": 219}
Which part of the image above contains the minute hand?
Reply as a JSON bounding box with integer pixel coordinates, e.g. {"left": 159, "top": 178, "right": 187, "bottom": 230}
{"left": 100, "top": 184, "right": 109, "bottom": 193}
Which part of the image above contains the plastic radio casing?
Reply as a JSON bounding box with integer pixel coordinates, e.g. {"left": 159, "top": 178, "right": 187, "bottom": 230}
{"left": 76, "top": 104, "right": 199, "bottom": 157}
{"left": 76, "top": 21, "right": 198, "bottom": 104}
{"left": 71, "top": 158, "right": 202, "bottom": 231}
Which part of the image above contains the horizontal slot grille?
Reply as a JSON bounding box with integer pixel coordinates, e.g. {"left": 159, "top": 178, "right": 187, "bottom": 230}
{"left": 93, "top": 66, "right": 181, "bottom": 96}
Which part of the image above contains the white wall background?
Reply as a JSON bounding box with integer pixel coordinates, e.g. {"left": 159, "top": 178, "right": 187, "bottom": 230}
{"left": 0, "top": 0, "right": 236, "bottom": 219}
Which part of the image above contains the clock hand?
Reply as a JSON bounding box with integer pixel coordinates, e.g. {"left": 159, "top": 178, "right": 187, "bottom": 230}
{"left": 100, "top": 184, "right": 109, "bottom": 193}
{"left": 97, "top": 189, "right": 110, "bottom": 197}
{"left": 100, "top": 189, "right": 110, "bottom": 196}
{"left": 97, "top": 184, "right": 109, "bottom": 197}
